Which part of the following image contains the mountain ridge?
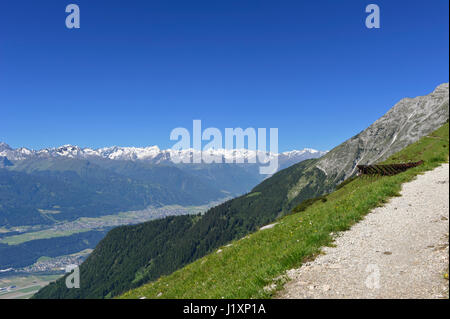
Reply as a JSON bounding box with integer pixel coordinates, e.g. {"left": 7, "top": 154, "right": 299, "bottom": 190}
{"left": 311, "top": 82, "right": 449, "bottom": 191}
{"left": 0, "top": 145, "right": 326, "bottom": 228}
{"left": 0, "top": 143, "right": 327, "bottom": 166}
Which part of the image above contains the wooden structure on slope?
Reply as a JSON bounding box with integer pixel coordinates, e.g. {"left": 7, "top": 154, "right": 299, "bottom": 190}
{"left": 356, "top": 160, "right": 424, "bottom": 176}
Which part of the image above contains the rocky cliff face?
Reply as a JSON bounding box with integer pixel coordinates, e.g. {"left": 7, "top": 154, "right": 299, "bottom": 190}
{"left": 316, "top": 83, "right": 449, "bottom": 185}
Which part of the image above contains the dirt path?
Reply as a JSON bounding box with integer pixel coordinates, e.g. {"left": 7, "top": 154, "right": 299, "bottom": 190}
{"left": 277, "top": 163, "right": 449, "bottom": 299}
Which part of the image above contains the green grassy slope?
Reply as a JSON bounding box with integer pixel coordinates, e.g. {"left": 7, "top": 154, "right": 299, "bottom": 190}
{"left": 121, "top": 123, "right": 449, "bottom": 299}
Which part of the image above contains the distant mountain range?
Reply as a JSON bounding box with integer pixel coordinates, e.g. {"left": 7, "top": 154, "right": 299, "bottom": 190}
{"left": 34, "top": 83, "right": 449, "bottom": 299}
{"left": 0, "top": 143, "right": 326, "bottom": 168}
{"left": 0, "top": 144, "right": 326, "bottom": 228}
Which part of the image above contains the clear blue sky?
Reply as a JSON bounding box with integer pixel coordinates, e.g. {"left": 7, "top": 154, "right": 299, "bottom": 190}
{"left": 1, "top": 0, "right": 448, "bottom": 152}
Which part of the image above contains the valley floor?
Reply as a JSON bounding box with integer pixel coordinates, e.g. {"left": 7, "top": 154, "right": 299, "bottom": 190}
{"left": 277, "top": 164, "right": 449, "bottom": 299}
{"left": 0, "top": 274, "right": 61, "bottom": 299}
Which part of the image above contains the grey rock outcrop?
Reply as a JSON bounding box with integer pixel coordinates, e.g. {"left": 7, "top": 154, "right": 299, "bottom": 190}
{"left": 316, "top": 83, "right": 449, "bottom": 184}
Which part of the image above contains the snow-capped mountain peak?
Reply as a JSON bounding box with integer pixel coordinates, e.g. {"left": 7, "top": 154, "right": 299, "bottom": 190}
{"left": 0, "top": 142, "right": 12, "bottom": 151}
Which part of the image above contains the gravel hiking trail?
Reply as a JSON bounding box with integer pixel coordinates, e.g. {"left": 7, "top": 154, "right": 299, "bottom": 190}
{"left": 277, "top": 163, "right": 449, "bottom": 299}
